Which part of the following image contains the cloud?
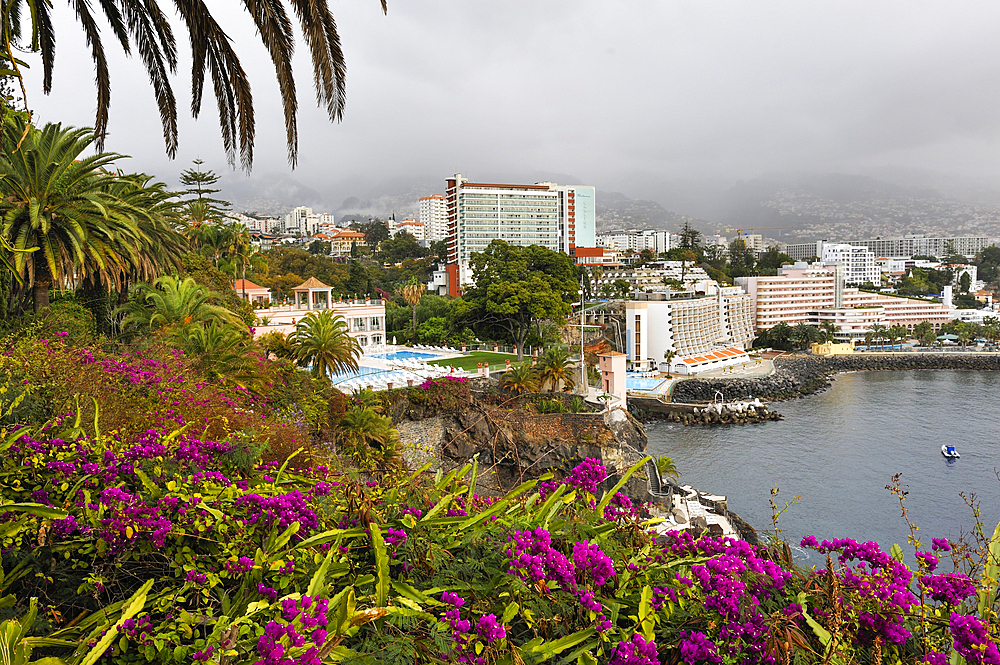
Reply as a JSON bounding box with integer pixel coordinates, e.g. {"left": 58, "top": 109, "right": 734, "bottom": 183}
{"left": 17, "top": 0, "right": 1000, "bottom": 207}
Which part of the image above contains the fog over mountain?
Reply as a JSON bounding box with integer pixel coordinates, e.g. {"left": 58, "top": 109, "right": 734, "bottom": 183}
{"left": 17, "top": 1, "right": 1000, "bottom": 241}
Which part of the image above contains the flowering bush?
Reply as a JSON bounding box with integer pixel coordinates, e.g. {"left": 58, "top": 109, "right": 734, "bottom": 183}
{"left": 1, "top": 341, "right": 998, "bottom": 664}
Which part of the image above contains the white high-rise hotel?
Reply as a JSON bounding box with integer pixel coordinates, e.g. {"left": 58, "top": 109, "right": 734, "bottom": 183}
{"left": 418, "top": 195, "right": 448, "bottom": 241}
{"left": 442, "top": 174, "right": 596, "bottom": 296}
{"left": 821, "top": 243, "right": 880, "bottom": 286}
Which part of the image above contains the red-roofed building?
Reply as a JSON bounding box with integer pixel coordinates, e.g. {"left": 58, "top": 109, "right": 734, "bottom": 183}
{"left": 233, "top": 279, "right": 272, "bottom": 306}
{"left": 331, "top": 230, "right": 368, "bottom": 256}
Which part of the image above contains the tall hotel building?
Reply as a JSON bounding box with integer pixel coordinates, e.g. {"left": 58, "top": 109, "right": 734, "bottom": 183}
{"left": 736, "top": 264, "right": 952, "bottom": 339}
{"left": 442, "top": 174, "right": 595, "bottom": 296}
{"left": 418, "top": 195, "right": 448, "bottom": 241}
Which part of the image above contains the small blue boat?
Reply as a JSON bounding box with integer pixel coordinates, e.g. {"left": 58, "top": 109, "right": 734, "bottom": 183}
{"left": 941, "top": 445, "right": 960, "bottom": 459}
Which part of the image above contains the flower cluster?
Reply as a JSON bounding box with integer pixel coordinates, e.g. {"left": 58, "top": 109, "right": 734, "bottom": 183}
{"left": 505, "top": 528, "right": 615, "bottom": 631}
{"left": 235, "top": 490, "right": 319, "bottom": 535}
{"left": 254, "top": 596, "right": 331, "bottom": 665}
{"left": 564, "top": 458, "right": 608, "bottom": 494}
{"left": 607, "top": 633, "right": 659, "bottom": 665}
{"left": 572, "top": 540, "right": 615, "bottom": 586}
{"left": 921, "top": 573, "right": 977, "bottom": 605}
{"left": 950, "top": 613, "right": 1000, "bottom": 665}
{"left": 603, "top": 491, "right": 637, "bottom": 521}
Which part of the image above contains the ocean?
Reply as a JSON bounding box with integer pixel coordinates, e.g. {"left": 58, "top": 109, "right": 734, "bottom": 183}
{"left": 644, "top": 370, "right": 1000, "bottom": 560}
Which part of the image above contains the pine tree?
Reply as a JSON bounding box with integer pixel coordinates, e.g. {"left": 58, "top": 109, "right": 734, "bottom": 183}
{"left": 179, "top": 159, "right": 231, "bottom": 225}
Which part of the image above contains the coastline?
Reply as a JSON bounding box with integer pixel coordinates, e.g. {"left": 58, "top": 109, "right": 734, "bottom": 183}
{"left": 670, "top": 352, "right": 1000, "bottom": 403}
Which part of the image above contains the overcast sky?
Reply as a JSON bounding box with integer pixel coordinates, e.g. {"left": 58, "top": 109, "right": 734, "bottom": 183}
{"left": 20, "top": 1, "right": 1000, "bottom": 207}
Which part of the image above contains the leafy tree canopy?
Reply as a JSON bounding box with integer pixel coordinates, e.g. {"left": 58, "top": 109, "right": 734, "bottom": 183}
{"left": 379, "top": 232, "right": 428, "bottom": 263}
{"left": 464, "top": 240, "right": 578, "bottom": 360}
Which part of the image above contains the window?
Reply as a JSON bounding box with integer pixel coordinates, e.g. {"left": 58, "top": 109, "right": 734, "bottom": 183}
{"left": 635, "top": 317, "right": 641, "bottom": 333}
{"left": 370, "top": 316, "right": 382, "bottom": 329}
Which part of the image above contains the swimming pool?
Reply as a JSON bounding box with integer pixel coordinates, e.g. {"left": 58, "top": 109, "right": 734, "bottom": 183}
{"left": 627, "top": 377, "right": 666, "bottom": 392}
{"left": 368, "top": 350, "right": 439, "bottom": 361}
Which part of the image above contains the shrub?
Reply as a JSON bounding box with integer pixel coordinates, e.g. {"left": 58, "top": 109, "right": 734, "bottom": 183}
{"left": 0, "top": 446, "right": 995, "bottom": 665}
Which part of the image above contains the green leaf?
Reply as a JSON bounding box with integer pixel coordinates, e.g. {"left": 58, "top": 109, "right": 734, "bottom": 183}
{"left": 458, "top": 500, "right": 509, "bottom": 531}
{"left": 529, "top": 629, "right": 596, "bottom": 661}
{"left": 530, "top": 483, "right": 568, "bottom": 524}
{"left": 384, "top": 605, "right": 435, "bottom": 622}
{"left": 420, "top": 494, "right": 455, "bottom": 522}
{"left": 271, "top": 448, "right": 303, "bottom": 485}
{"left": 306, "top": 548, "right": 335, "bottom": 598}
{"left": 391, "top": 581, "right": 432, "bottom": 606}
{"left": 501, "top": 601, "right": 519, "bottom": 625}
{"left": 265, "top": 522, "right": 301, "bottom": 556}
{"left": 134, "top": 470, "right": 160, "bottom": 498}
{"left": 324, "top": 646, "right": 358, "bottom": 662}
{"left": 889, "top": 543, "right": 904, "bottom": 562}
{"left": 978, "top": 519, "right": 1000, "bottom": 617}
{"left": 75, "top": 579, "right": 153, "bottom": 665}
{"left": 294, "top": 527, "right": 366, "bottom": 550}
{"left": 506, "top": 474, "right": 549, "bottom": 500}
{"left": 639, "top": 585, "right": 654, "bottom": 641}
{"left": 370, "top": 528, "right": 389, "bottom": 608}
{"left": 329, "top": 587, "right": 356, "bottom": 636}
{"left": 0, "top": 504, "right": 68, "bottom": 520}
{"left": 595, "top": 456, "right": 651, "bottom": 515}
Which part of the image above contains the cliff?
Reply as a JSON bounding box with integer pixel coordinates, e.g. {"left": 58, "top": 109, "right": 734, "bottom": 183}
{"left": 390, "top": 380, "right": 650, "bottom": 501}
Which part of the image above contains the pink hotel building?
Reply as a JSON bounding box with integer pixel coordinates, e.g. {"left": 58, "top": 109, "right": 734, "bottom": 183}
{"left": 735, "top": 264, "right": 952, "bottom": 341}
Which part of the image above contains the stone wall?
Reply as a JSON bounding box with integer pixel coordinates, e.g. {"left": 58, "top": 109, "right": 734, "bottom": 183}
{"left": 671, "top": 353, "right": 1000, "bottom": 403}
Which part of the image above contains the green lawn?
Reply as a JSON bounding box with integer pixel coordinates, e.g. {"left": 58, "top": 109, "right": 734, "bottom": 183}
{"left": 426, "top": 351, "right": 518, "bottom": 371}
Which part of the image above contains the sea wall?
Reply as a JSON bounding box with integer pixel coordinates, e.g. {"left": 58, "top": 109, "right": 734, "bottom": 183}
{"left": 670, "top": 353, "right": 1000, "bottom": 403}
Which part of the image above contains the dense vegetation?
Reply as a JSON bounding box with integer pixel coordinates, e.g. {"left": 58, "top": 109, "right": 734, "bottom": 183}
{"left": 0, "top": 29, "right": 998, "bottom": 660}
{"left": 0, "top": 329, "right": 998, "bottom": 664}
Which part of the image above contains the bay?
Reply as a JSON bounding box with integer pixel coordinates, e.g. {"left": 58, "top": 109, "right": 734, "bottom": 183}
{"left": 644, "top": 370, "right": 1000, "bottom": 558}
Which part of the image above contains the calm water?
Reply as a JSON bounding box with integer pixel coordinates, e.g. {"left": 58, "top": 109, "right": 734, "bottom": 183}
{"left": 645, "top": 370, "right": 1000, "bottom": 556}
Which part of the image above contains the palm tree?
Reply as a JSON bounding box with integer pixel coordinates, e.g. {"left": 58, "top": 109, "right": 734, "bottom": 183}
{"left": 655, "top": 456, "right": 680, "bottom": 481}
{"left": 171, "top": 320, "right": 255, "bottom": 383}
{"left": 866, "top": 323, "right": 888, "bottom": 350}
{"left": 337, "top": 405, "right": 401, "bottom": 470}
{"left": 819, "top": 321, "right": 837, "bottom": 344}
{"left": 289, "top": 309, "right": 360, "bottom": 378}
{"left": 536, "top": 347, "right": 576, "bottom": 393}
{"left": 101, "top": 173, "right": 187, "bottom": 299}
{"left": 1, "top": 0, "right": 388, "bottom": 169}
{"left": 663, "top": 349, "right": 676, "bottom": 378}
{"left": 500, "top": 362, "right": 539, "bottom": 396}
{"left": 400, "top": 282, "right": 424, "bottom": 343}
{"left": 957, "top": 327, "right": 972, "bottom": 351}
{"left": 118, "top": 275, "right": 238, "bottom": 330}
{"left": 0, "top": 121, "right": 147, "bottom": 311}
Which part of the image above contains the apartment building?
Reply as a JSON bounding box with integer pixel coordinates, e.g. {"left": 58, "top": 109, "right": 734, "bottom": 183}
{"left": 393, "top": 219, "right": 426, "bottom": 241}
{"left": 418, "top": 195, "right": 448, "bottom": 241}
{"left": 735, "top": 233, "right": 764, "bottom": 253}
{"left": 625, "top": 284, "right": 754, "bottom": 366}
{"left": 591, "top": 264, "right": 710, "bottom": 292}
{"left": 821, "top": 243, "right": 880, "bottom": 286}
{"left": 785, "top": 241, "right": 826, "bottom": 262}
{"left": 283, "top": 207, "right": 335, "bottom": 236}
{"left": 736, "top": 264, "right": 952, "bottom": 338}
{"left": 596, "top": 229, "right": 670, "bottom": 254}
{"left": 846, "top": 235, "right": 991, "bottom": 260}
{"left": 442, "top": 174, "right": 596, "bottom": 296}
{"left": 232, "top": 212, "right": 282, "bottom": 234}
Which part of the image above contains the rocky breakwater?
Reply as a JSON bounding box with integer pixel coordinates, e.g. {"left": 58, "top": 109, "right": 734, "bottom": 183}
{"left": 660, "top": 400, "right": 781, "bottom": 426}
{"left": 671, "top": 353, "right": 1000, "bottom": 404}
{"left": 390, "top": 378, "right": 652, "bottom": 504}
